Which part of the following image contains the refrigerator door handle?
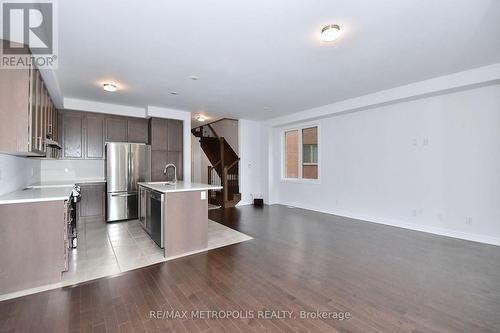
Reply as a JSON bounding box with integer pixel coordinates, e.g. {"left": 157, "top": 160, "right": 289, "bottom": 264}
{"left": 130, "top": 151, "right": 134, "bottom": 187}
{"left": 111, "top": 193, "right": 137, "bottom": 197}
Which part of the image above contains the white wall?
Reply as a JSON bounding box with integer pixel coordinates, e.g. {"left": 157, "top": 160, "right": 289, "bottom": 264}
{"left": 0, "top": 154, "right": 40, "bottom": 195}
{"left": 238, "top": 119, "right": 267, "bottom": 205}
{"left": 64, "top": 98, "right": 146, "bottom": 118}
{"left": 267, "top": 84, "right": 500, "bottom": 245}
{"left": 40, "top": 159, "right": 105, "bottom": 181}
{"left": 191, "top": 135, "right": 210, "bottom": 184}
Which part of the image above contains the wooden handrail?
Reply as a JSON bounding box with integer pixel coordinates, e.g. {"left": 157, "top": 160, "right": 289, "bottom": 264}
{"left": 226, "top": 158, "right": 240, "bottom": 170}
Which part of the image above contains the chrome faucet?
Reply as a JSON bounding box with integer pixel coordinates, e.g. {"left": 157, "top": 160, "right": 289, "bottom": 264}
{"left": 163, "top": 163, "right": 177, "bottom": 183}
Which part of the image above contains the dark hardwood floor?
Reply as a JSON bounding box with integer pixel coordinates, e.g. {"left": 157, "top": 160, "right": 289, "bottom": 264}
{"left": 1, "top": 205, "right": 500, "bottom": 333}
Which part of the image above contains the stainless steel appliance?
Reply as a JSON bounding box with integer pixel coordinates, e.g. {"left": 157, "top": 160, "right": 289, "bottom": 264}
{"left": 63, "top": 185, "right": 81, "bottom": 271}
{"left": 106, "top": 143, "right": 151, "bottom": 222}
{"left": 139, "top": 186, "right": 164, "bottom": 248}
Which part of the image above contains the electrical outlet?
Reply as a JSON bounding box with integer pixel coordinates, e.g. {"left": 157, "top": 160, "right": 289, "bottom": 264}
{"left": 200, "top": 191, "right": 206, "bottom": 200}
{"left": 466, "top": 217, "right": 472, "bottom": 225}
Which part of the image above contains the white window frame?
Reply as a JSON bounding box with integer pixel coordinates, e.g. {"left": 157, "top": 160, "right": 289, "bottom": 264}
{"left": 281, "top": 122, "right": 321, "bottom": 184}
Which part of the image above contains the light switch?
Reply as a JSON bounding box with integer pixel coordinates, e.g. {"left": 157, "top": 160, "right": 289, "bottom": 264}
{"left": 201, "top": 191, "right": 206, "bottom": 200}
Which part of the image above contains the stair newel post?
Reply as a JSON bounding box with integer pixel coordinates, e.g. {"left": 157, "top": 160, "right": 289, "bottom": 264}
{"left": 219, "top": 137, "right": 226, "bottom": 206}
{"left": 223, "top": 166, "right": 229, "bottom": 204}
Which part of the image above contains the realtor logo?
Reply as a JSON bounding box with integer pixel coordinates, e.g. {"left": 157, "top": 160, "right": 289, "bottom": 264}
{"left": 1, "top": 0, "right": 57, "bottom": 68}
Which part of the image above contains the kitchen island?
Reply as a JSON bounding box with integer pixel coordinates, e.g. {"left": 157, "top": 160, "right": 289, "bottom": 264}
{"left": 137, "top": 181, "right": 222, "bottom": 259}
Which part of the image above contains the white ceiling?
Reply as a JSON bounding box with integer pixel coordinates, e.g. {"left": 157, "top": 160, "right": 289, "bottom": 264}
{"left": 57, "top": 0, "right": 500, "bottom": 120}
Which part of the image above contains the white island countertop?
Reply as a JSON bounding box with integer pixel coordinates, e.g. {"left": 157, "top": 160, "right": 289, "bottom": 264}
{"left": 0, "top": 186, "right": 74, "bottom": 205}
{"left": 138, "top": 181, "right": 222, "bottom": 193}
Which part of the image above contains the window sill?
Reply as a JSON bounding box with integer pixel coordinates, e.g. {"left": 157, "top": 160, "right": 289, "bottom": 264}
{"left": 280, "top": 178, "right": 321, "bottom": 185}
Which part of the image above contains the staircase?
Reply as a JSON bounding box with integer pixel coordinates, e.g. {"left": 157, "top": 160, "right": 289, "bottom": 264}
{"left": 192, "top": 122, "right": 241, "bottom": 208}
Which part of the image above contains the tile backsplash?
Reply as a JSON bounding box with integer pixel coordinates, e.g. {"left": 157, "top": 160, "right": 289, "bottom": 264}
{"left": 0, "top": 154, "right": 41, "bottom": 195}
{"left": 40, "top": 159, "right": 105, "bottom": 181}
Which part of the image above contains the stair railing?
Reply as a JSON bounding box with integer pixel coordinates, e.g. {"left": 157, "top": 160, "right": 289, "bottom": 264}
{"left": 192, "top": 120, "right": 241, "bottom": 207}
{"left": 207, "top": 161, "right": 222, "bottom": 203}
{"left": 192, "top": 123, "right": 219, "bottom": 139}
{"left": 224, "top": 158, "right": 239, "bottom": 203}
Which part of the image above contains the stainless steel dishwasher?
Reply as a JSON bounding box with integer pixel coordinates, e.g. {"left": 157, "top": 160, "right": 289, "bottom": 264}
{"left": 148, "top": 190, "right": 164, "bottom": 248}
{"left": 139, "top": 186, "right": 164, "bottom": 248}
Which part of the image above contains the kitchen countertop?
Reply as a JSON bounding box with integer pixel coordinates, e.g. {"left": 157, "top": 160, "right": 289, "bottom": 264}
{"left": 0, "top": 186, "right": 74, "bottom": 205}
{"left": 138, "top": 181, "right": 222, "bottom": 193}
{"left": 28, "top": 179, "right": 106, "bottom": 188}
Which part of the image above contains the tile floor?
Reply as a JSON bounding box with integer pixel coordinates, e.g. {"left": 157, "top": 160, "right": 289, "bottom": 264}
{"left": 61, "top": 218, "right": 253, "bottom": 286}
{"left": 0, "top": 218, "right": 252, "bottom": 301}
{"left": 62, "top": 219, "right": 165, "bottom": 285}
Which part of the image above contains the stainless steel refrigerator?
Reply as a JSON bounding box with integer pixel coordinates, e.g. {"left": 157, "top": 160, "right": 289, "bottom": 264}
{"left": 106, "top": 143, "right": 151, "bottom": 222}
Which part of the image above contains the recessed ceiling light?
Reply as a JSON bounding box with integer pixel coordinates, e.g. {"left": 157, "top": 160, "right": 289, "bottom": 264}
{"left": 190, "top": 75, "right": 199, "bottom": 81}
{"left": 170, "top": 91, "right": 178, "bottom": 95}
{"left": 103, "top": 83, "right": 117, "bottom": 92}
{"left": 196, "top": 115, "right": 206, "bottom": 122}
{"left": 320, "top": 24, "right": 341, "bottom": 42}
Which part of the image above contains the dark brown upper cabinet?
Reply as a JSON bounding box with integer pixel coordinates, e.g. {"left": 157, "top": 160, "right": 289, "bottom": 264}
{"left": 167, "top": 119, "right": 183, "bottom": 152}
{"left": 127, "top": 118, "right": 149, "bottom": 143}
{"left": 0, "top": 62, "right": 57, "bottom": 156}
{"left": 148, "top": 117, "right": 183, "bottom": 181}
{"left": 105, "top": 117, "right": 128, "bottom": 142}
{"left": 150, "top": 118, "right": 168, "bottom": 151}
{"left": 85, "top": 115, "right": 105, "bottom": 159}
{"left": 61, "top": 112, "right": 84, "bottom": 159}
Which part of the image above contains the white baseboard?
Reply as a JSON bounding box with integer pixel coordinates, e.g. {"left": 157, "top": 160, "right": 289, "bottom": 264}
{"left": 236, "top": 201, "right": 253, "bottom": 207}
{"left": 277, "top": 202, "right": 500, "bottom": 247}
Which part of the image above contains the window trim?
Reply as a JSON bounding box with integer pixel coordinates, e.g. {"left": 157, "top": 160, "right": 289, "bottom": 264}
{"left": 281, "top": 122, "right": 321, "bottom": 184}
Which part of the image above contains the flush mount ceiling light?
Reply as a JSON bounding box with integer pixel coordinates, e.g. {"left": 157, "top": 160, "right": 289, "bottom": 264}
{"left": 103, "top": 83, "right": 117, "bottom": 92}
{"left": 320, "top": 24, "right": 341, "bottom": 42}
{"left": 196, "top": 115, "right": 206, "bottom": 122}
{"left": 170, "top": 91, "right": 178, "bottom": 95}
{"left": 190, "top": 75, "right": 200, "bottom": 81}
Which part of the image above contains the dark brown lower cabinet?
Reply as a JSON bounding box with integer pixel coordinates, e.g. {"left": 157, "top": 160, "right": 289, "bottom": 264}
{"left": 78, "top": 183, "right": 106, "bottom": 220}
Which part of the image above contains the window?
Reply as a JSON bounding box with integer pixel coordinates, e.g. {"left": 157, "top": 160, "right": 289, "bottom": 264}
{"left": 283, "top": 125, "right": 319, "bottom": 180}
{"left": 285, "top": 130, "right": 299, "bottom": 178}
